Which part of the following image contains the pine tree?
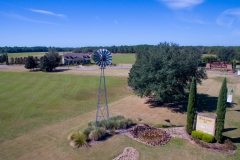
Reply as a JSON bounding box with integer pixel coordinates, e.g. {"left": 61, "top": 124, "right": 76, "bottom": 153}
{"left": 186, "top": 77, "right": 197, "bottom": 134}
{"left": 215, "top": 77, "right": 227, "bottom": 143}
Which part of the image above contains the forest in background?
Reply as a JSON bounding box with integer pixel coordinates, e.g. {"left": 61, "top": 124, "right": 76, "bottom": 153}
{"left": 0, "top": 45, "right": 240, "bottom": 55}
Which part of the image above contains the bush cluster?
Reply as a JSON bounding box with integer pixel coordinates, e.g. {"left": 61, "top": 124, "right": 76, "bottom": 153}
{"left": 191, "top": 131, "right": 215, "bottom": 143}
{"left": 88, "top": 127, "right": 106, "bottom": 141}
{"left": 88, "top": 115, "right": 133, "bottom": 130}
{"left": 68, "top": 115, "right": 133, "bottom": 147}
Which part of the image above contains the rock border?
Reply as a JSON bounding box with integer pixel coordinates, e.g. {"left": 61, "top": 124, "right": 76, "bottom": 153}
{"left": 113, "top": 147, "right": 139, "bottom": 160}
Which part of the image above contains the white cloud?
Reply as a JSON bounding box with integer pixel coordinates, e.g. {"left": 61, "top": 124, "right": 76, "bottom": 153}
{"left": 115, "top": 20, "right": 118, "bottom": 24}
{"left": 178, "top": 15, "right": 208, "bottom": 25}
{"left": 6, "top": 13, "right": 62, "bottom": 25}
{"left": 159, "top": 0, "right": 204, "bottom": 9}
{"left": 28, "top": 8, "right": 66, "bottom": 18}
{"left": 217, "top": 8, "right": 240, "bottom": 27}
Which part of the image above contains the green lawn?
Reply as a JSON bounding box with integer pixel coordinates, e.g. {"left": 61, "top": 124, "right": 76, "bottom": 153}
{"left": 0, "top": 71, "right": 239, "bottom": 160}
{"left": 111, "top": 54, "right": 136, "bottom": 64}
{"left": 0, "top": 71, "right": 131, "bottom": 143}
{"left": 8, "top": 52, "right": 46, "bottom": 57}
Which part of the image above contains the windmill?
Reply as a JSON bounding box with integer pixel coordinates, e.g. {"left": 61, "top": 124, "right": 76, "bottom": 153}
{"left": 93, "top": 49, "right": 112, "bottom": 126}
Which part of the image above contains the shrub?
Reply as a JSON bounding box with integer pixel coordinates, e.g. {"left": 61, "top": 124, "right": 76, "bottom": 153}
{"left": 69, "top": 132, "right": 79, "bottom": 141}
{"left": 88, "top": 121, "right": 95, "bottom": 127}
{"left": 73, "top": 131, "right": 88, "bottom": 147}
{"left": 202, "top": 133, "right": 215, "bottom": 143}
{"left": 108, "top": 120, "right": 119, "bottom": 129}
{"left": 224, "top": 139, "right": 236, "bottom": 150}
{"left": 126, "top": 118, "right": 133, "bottom": 127}
{"left": 191, "top": 131, "right": 204, "bottom": 140}
{"left": 110, "top": 128, "right": 116, "bottom": 135}
{"left": 89, "top": 127, "right": 106, "bottom": 141}
{"left": 119, "top": 120, "right": 127, "bottom": 129}
{"left": 83, "top": 127, "right": 94, "bottom": 138}
{"left": 110, "top": 115, "right": 125, "bottom": 121}
{"left": 69, "top": 131, "right": 88, "bottom": 148}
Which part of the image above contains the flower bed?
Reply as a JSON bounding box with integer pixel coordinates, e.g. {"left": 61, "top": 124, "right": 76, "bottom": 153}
{"left": 129, "top": 124, "right": 171, "bottom": 146}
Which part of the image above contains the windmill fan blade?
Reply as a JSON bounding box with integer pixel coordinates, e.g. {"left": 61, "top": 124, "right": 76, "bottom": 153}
{"left": 93, "top": 49, "right": 112, "bottom": 67}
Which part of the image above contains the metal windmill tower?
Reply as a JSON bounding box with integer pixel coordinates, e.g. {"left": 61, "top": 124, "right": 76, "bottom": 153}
{"left": 93, "top": 49, "right": 112, "bottom": 126}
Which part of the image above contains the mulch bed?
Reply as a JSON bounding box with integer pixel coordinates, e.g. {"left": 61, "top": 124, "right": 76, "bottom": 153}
{"left": 189, "top": 137, "right": 237, "bottom": 154}
{"left": 126, "top": 124, "right": 171, "bottom": 146}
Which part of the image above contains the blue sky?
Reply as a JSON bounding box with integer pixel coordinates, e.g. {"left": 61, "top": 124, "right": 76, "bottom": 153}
{"left": 0, "top": 0, "right": 240, "bottom": 47}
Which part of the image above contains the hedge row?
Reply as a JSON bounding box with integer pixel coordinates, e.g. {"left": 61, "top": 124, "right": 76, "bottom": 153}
{"left": 191, "top": 130, "right": 215, "bottom": 143}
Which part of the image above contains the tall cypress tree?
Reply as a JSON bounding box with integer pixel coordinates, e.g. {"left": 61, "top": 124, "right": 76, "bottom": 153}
{"left": 215, "top": 77, "right": 227, "bottom": 143}
{"left": 186, "top": 77, "right": 197, "bottom": 134}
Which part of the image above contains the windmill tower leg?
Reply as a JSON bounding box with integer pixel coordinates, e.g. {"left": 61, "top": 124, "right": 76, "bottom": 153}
{"left": 96, "top": 68, "right": 109, "bottom": 126}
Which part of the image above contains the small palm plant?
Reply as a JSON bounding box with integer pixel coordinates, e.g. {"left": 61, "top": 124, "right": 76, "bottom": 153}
{"left": 69, "top": 131, "right": 88, "bottom": 148}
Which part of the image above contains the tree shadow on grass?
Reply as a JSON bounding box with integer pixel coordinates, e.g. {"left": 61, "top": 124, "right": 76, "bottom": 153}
{"left": 145, "top": 98, "right": 187, "bottom": 114}
{"left": 229, "top": 137, "right": 240, "bottom": 144}
{"left": 228, "top": 109, "right": 240, "bottom": 112}
{"left": 224, "top": 136, "right": 240, "bottom": 144}
{"left": 145, "top": 93, "right": 235, "bottom": 114}
{"left": 223, "top": 128, "right": 238, "bottom": 132}
{"left": 52, "top": 68, "right": 70, "bottom": 72}
{"left": 27, "top": 68, "right": 70, "bottom": 72}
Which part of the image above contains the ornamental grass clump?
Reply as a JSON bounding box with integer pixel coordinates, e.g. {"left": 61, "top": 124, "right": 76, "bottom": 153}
{"left": 68, "top": 131, "right": 88, "bottom": 148}
{"left": 83, "top": 127, "right": 94, "bottom": 139}
{"left": 89, "top": 115, "right": 133, "bottom": 130}
{"left": 89, "top": 127, "right": 106, "bottom": 141}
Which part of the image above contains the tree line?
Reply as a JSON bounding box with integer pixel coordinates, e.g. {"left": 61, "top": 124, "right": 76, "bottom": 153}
{"left": 0, "top": 46, "right": 72, "bottom": 53}
{"left": 1, "top": 45, "right": 240, "bottom": 57}
{"left": 24, "top": 49, "right": 61, "bottom": 72}
{"left": 0, "top": 45, "right": 152, "bottom": 54}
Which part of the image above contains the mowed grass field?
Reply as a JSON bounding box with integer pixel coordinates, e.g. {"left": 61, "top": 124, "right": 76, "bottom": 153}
{"left": 111, "top": 54, "right": 135, "bottom": 64}
{"left": 0, "top": 71, "right": 132, "bottom": 143}
{"left": 8, "top": 52, "right": 46, "bottom": 57}
{"left": 7, "top": 52, "right": 136, "bottom": 65}
{"left": 0, "top": 68, "right": 239, "bottom": 159}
